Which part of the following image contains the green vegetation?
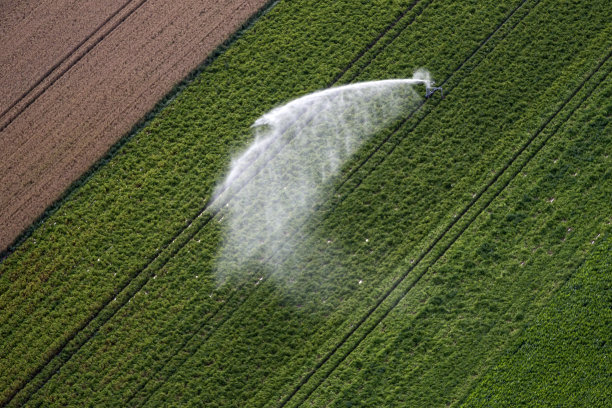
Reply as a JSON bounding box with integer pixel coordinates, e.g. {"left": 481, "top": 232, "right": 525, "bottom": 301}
{"left": 0, "top": 0, "right": 422, "bottom": 402}
{"left": 0, "top": 0, "right": 610, "bottom": 406}
{"left": 462, "top": 234, "right": 611, "bottom": 407}
{"left": 295, "top": 67, "right": 612, "bottom": 407}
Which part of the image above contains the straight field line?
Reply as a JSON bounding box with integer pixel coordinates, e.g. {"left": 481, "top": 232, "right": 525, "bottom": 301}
{"left": 0, "top": 0, "right": 149, "bottom": 135}
{"left": 0, "top": 0, "right": 137, "bottom": 123}
{"left": 281, "top": 50, "right": 612, "bottom": 408}
{"left": 133, "top": 1, "right": 540, "bottom": 405}
{"left": 2, "top": 2, "right": 432, "bottom": 406}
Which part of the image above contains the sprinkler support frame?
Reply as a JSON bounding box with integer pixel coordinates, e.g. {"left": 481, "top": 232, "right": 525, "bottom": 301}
{"left": 425, "top": 81, "right": 444, "bottom": 99}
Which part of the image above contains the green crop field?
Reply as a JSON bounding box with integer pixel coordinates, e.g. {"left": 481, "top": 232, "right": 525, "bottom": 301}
{"left": 463, "top": 234, "right": 611, "bottom": 407}
{"left": 1, "top": 0, "right": 610, "bottom": 406}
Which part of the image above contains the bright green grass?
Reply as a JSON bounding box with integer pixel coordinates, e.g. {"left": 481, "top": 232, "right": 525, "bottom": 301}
{"left": 1, "top": 0, "right": 610, "bottom": 407}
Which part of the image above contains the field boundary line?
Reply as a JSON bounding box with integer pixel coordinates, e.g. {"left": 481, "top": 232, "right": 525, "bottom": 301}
{"left": 125, "top": 2, "right": 449, "bottom": 405}
{"left": 0, "top": 0, "right": 268, "bottom": 228}
{"left": 0, "top": 0, "right": 280, "bottom": 263}
{"left": 0, "top": 1, "right": 285, "bottom": 406}
{"left": 3, "top": 0, "right": 428, "bottom": 405}
{"left": 0, "top": 0, "right": 149, "bottom": 137}
{"left": 279, "top": 50, "right": 612, "bottom": 408}
{"left": 133, "top": 1, "right": 538, "bottom": 405}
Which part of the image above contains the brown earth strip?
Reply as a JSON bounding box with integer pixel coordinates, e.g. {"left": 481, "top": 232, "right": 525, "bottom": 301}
{"left": 0, "top": 0, "right": 270, "bottom": 252}
{"left": 0, "top": 0, "right": 128, "bottom": 115}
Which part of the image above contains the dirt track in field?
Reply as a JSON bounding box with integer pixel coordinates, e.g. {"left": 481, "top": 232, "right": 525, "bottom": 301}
{"left": 0, "top": 0, "right": 269, "bottom": 251}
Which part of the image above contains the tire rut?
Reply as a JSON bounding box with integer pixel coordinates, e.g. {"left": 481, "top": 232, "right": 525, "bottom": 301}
{"left": 130, "top": 0, "right": 540, "bottom": 405}
{"left": 0, "top": 0, "right": 149, "bottom": 134}
{"left": 281, "top": 48, "right": 612, "bottom": 408}
{"left": 2, "top": 1, "right": 428, "bottom": 406}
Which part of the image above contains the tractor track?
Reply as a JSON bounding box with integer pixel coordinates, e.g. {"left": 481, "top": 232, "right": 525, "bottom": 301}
{"left": 129, "top": 0, "right": 543, "bottom": 405}
{"left": 327, "top": 0, "right": 431, "bottom": 87}
{"left": 2, "top": 1, "right": 431, "bottom": 406}
{"left": 0, "top": 0, "right": 134, "bottom": 123}
{"left": 0, "top": 0, "right": 149, "bottom": 135}
{"left": 4, "top": 0, "right": 555, "bottom": 404}
{"left": 279, "top": 48, "right": 612, "bottom": 408}
{"left": 0, "top": 0, "right": 275, "bottom": 254}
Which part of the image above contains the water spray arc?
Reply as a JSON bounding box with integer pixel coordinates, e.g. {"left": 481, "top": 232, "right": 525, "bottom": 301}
{"left": 213, "top": 70, "right": 434, "bottom": 282}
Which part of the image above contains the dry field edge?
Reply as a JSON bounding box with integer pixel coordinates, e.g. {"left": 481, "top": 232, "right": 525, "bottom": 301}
{"left": 0, "top": 0, "right": 275, "bottom": 254}
{"left": 0, "top": 0, "right": 279, "bottom": 261}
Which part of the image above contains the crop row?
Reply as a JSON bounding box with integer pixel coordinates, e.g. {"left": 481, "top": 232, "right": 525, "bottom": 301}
{"left": 145, "top": 3, "right": 612, "bottom": 406}
{"left": 0, "top": 0, "right": 149, "bottom": 134}
{"left": 0, "top": 0, "right": 520, "bottom": 402}
{"left": 0, "top": 0, "right": 439, "bottom": 404}
{"left": 297, "top": 52, "right": 612, "bottom": 408}
{"left": 462, "top": 232, "right": 611, "bottom": 407}
{"left": 10, "top": 0, "right": 612, "bottom": 406}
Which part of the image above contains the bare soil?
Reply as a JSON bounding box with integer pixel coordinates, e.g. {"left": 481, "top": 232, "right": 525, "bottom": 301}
{"left": 0, "top": 0, "right": 269, "bottom": 251}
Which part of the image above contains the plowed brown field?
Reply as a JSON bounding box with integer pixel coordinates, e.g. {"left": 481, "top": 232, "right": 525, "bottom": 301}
{"left": 0, "top": 0, "right": 269, "bottom": 252}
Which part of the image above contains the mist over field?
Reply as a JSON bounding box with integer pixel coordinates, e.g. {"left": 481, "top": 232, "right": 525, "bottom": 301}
{"left": 3, "top": 0, "right": 610, "bottom": 405}
{"left": 212, "top": 72, "right": 431, "bottom": 282}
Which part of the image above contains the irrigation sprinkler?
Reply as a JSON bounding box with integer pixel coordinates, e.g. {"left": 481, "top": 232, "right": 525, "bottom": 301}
{"left": 425, "top": 81, "right": 444, "bottom": 99}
